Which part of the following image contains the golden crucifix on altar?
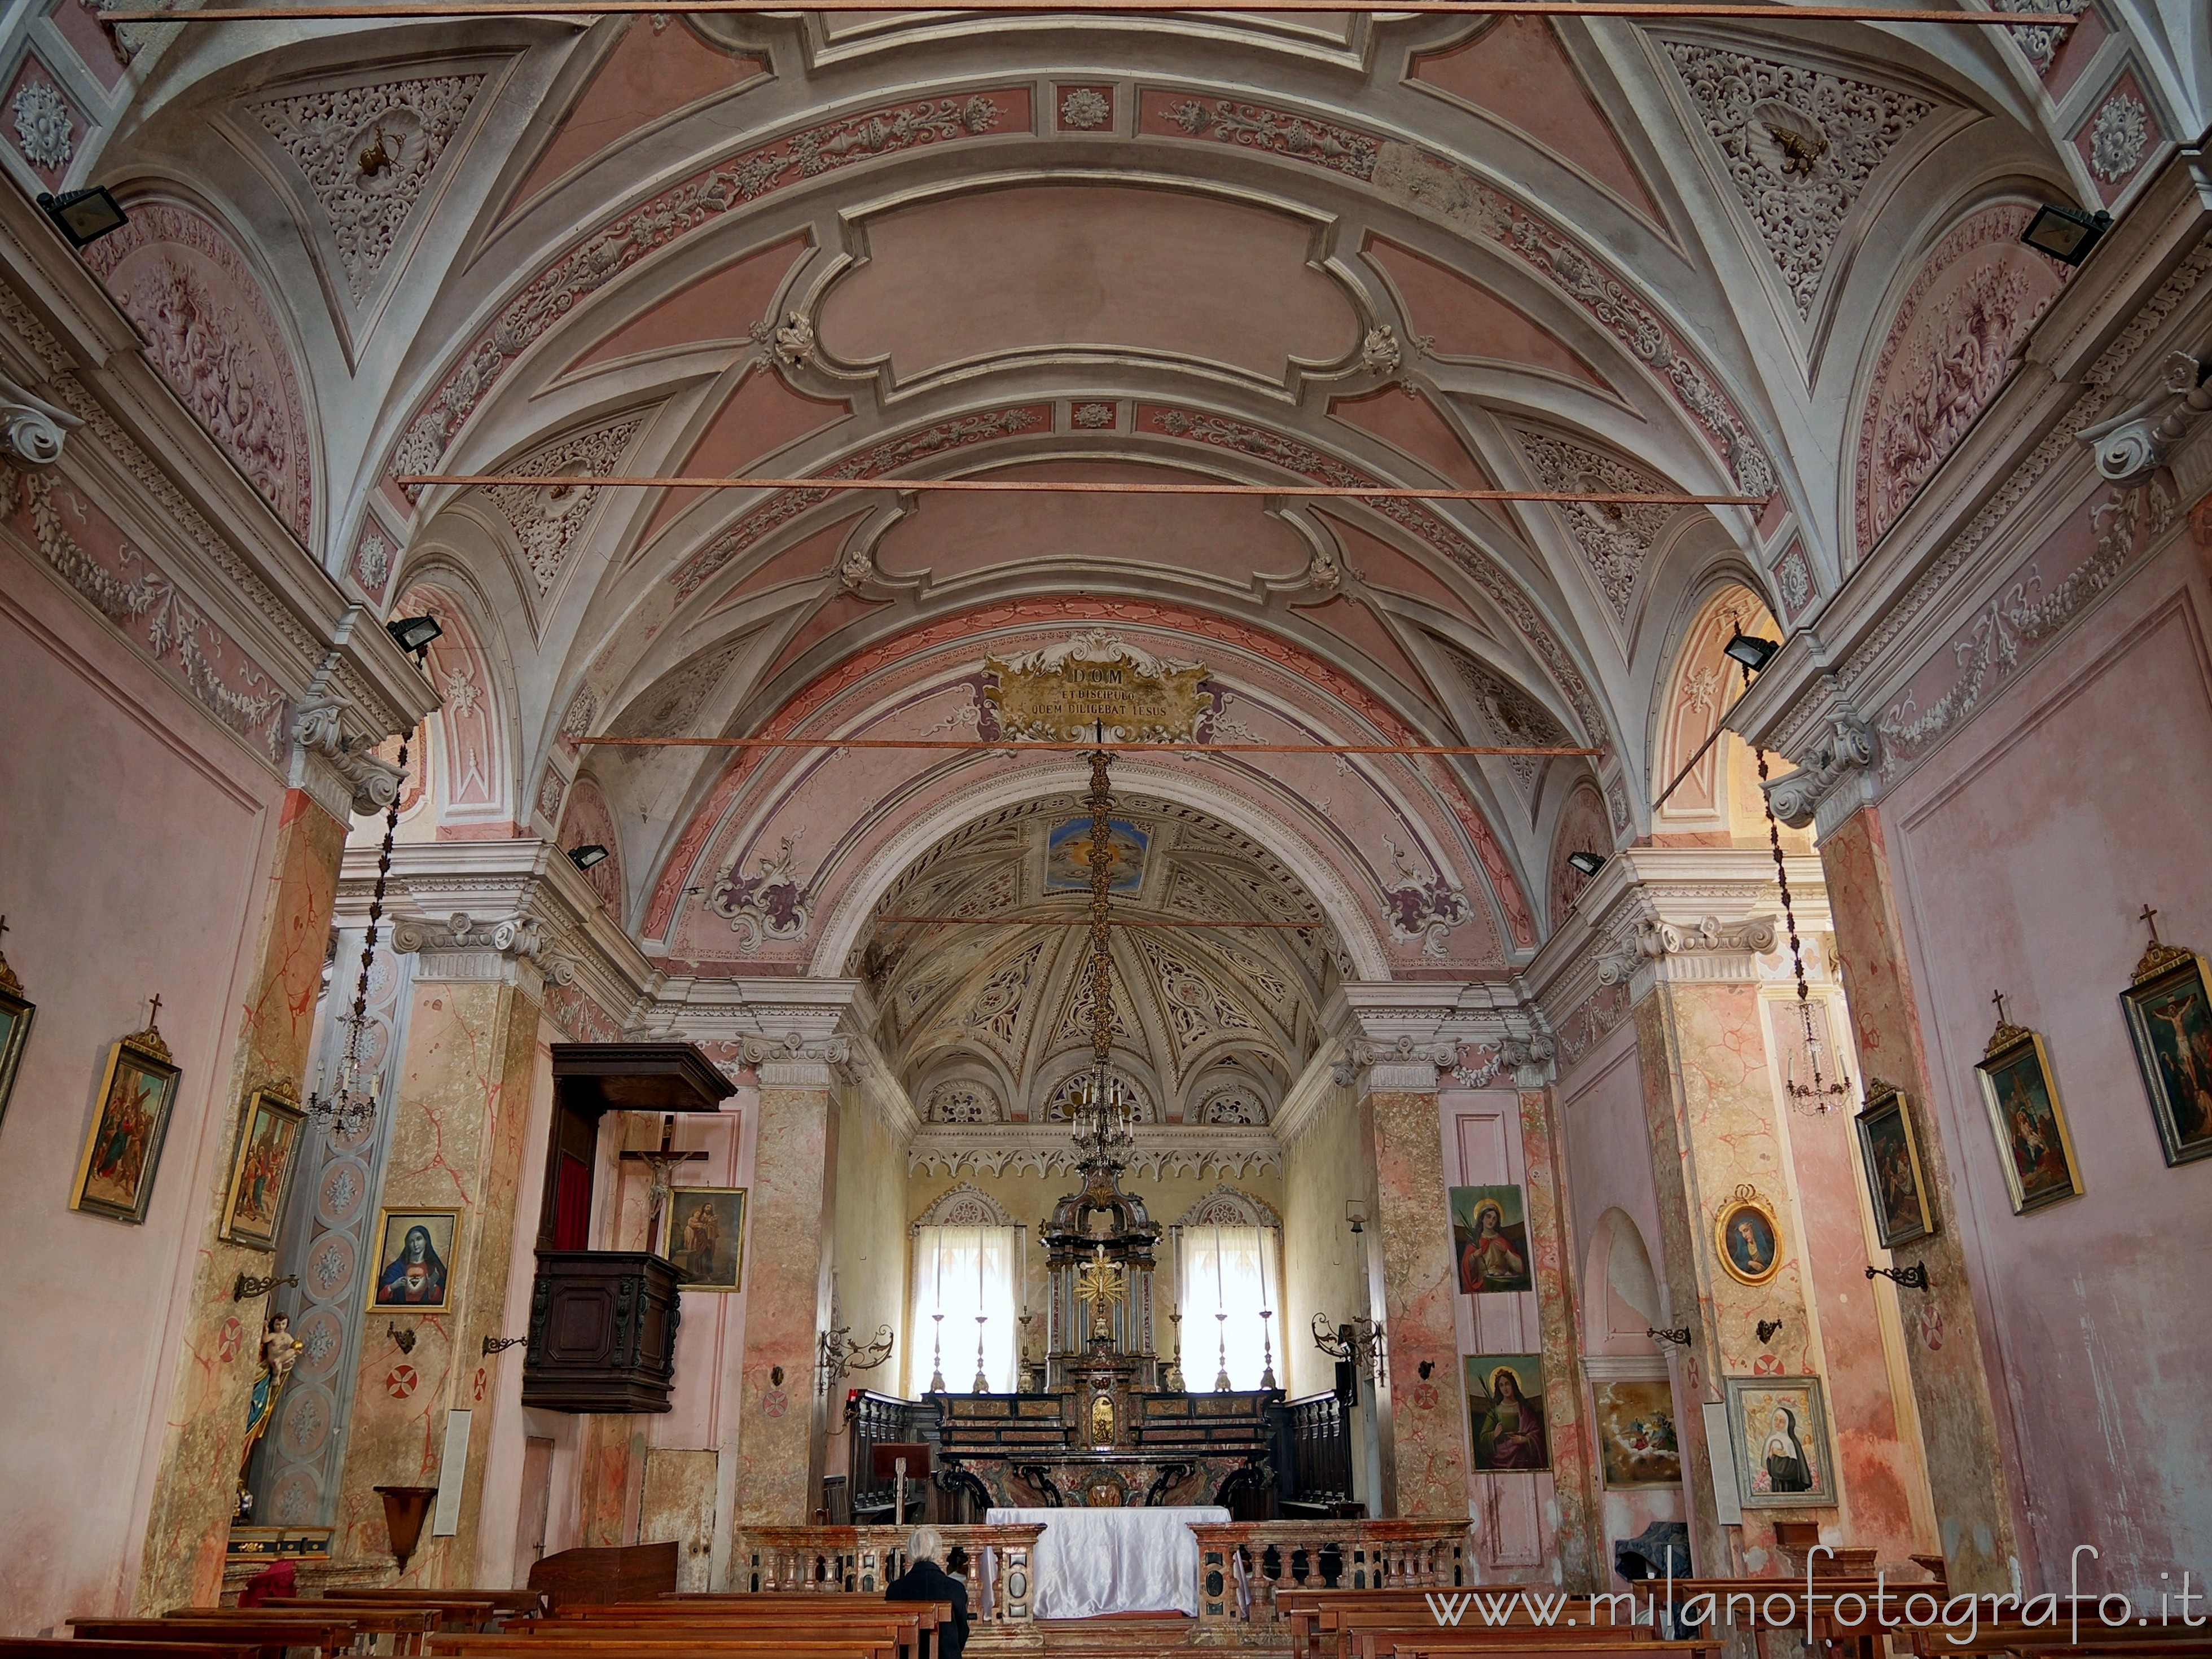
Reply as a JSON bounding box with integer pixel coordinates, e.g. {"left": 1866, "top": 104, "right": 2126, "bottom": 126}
{"left": 1076, "top": 1243, "right": 1126, "bottom": 1345}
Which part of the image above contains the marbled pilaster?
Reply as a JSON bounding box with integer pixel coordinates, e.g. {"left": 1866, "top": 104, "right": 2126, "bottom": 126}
{"left": 137, "top": 789, "right": 347, "bottom": 1611}
{"left": 1517, "top": 1087, "right": 1598, "bottom": 1591}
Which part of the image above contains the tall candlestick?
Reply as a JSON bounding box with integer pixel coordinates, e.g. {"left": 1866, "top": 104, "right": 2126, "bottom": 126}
{"left": 934, "top": 1230, "right": 943, "bottom": 1313}
{"left": 1019, "top": 1222, "right": 1029, "bottom": 1315}
{"left": 976, "top": 1225, "right": 985, "bottom": 1311}
{"left": 1213, "top": 1222, "right": 1224, "bottom": 1306}
{"left": 1257, "top": 1227, "right": 1271, "bottom": 1313}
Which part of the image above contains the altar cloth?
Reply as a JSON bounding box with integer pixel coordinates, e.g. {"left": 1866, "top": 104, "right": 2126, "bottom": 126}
{"left": 985, "top": 1504, "right": 1230, "bottom": 1618}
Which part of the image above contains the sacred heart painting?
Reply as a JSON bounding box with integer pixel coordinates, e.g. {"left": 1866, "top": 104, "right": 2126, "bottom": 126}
{"left": 368, "top": 1208, "right": 460, "bottom": 1312}
{"left": 71, "top": 1032, "right": 182, "bottom": 1224}
{"left": 1594, "top": 1379, "right": 1681, "bottom": 1489}
{"left": 1450, "top": 1183, "right": 1533, "bottom": 1294}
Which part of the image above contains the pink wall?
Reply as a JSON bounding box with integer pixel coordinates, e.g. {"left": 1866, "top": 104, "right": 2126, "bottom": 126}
{"left": 0, "top": 543, "right": 289, "bottom": 1631}
{"left": 1881, "top": 526, "right": 2212, "bottom": 1597}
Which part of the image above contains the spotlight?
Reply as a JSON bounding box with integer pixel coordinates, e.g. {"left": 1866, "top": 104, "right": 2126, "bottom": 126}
{"left": 38, "top": 187, "right": 128, "bottom": 248}
{"left": 2020, "top": 203, "right": 2110, "bottom": 267}
{"left": 1566, "top": 850, "right": 1606, "bottom": 878}
{"left": 385, "top": 615, "right": 443, "bottom": 657}
{"left": 1723, "top": 631, "right": 1779, "bottom": 674}
{"left": 567, "top": 844, "right": 609, "bottom": 871}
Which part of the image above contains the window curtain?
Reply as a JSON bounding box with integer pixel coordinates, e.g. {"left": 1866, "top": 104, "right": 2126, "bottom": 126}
{"left": 1177, "top": 1224, "right": 1279, "bottom": 1392}
{"left": 907, "top": 1224, "right": 1019, "bottom": 1395}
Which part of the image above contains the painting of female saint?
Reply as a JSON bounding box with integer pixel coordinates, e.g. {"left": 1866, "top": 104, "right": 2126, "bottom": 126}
{"left": 71, "top": 1026, "right": 182, "bottom": 1224}
{"left": 1713, "top": 1187, "right": 1783, "bottom": 1287}
{"left": 1724, "top": 1377, "right": 1836, "bottom": 1507}
{"left": 368, "top": 1209, "right": 459, "bottom": 1311}
{"left": 1594, "top": 1379, "right": 1681, "bottom": 1488}
{"left": 1466, "top": 1354, "right": 1548, "bottom": 1471}
{"left": 1974, "top": 1012, "right": 2082, "bottom": 1214}
{"left": 220, "top": 1088, "right": 306, "bottom": 1250}
{"left": 1854, "top": 1083, "right": 1934, "bottom": 1249}
{"left": 1451, "top": 1184, "right": 1534, "bottom": 1294}
{"left": 2121, "top": 936, "right": 2212, "bottom": 1167}
{"left": 661, "top": 1186, "right": 747, "bottom": 1291}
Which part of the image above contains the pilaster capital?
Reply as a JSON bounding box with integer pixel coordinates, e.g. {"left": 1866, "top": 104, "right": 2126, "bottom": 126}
{"left": 288, "top": 614, "right": 422, "bottom": 820}
{"left": 1761, "top": 714, "right": 1879, "bottom": 836}
{"left": 0, "top": 363, "right": 76, "bottom": 468}
{"left": 1330, "top": 983, "right": 1487, "bottom": 1092}
{"left": 729, "top": 978, "right": 866, "bottom": 1090}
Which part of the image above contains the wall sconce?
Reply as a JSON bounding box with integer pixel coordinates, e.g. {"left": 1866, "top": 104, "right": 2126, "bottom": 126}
{"left": 1645, "top": 1325, "right": 1692, "bottom": 1347}
{"left": 385, "top": 615, "right": 444, "bottom": 658}
{"left": 2020, "top": 203, "right": 2110, "bottom": 266}
{"left": 388, "top": 1322, "right": 417, "bottom": 1355}
{"left": 1344, "top": 1199, "right": 1368, "bottom": 1235}
{"left": 1755, "top": 1318, "right": 1784, "bottom": 1344}
{"left": 1417, "top": 1359, "right": 1434, "bottom": 1380}
{"left": 482, "top": 1335, "right": 527, "bottom": 1357}
{"left": 567, "top": 844, "right": 609, "bottom": 871}
{"left": 770, "top": 1366, "right": 785, "bottom": 1388}
{"left": 233, "top": 1271, "right": 299, "bottom": 1301}
{"left": 1566, "top": 850, "right": 1606, "bottom": 878}
{"left": 1723, "top": 631, "right": 1779, "bottom": 674}
{"left": 1866, "top": 1261, "right": 1931, "bottom": 1291}
{"left": 1312, "top": 1312, "right": 1384, "bottom": 1380}
{"left": 38, "top": 187, "right": 128, "bottom": 248}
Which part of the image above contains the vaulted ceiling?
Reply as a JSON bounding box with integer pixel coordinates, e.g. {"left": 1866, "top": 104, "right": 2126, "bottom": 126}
{"left": 30, "top": 0, "right": 2204, "bottom": 963}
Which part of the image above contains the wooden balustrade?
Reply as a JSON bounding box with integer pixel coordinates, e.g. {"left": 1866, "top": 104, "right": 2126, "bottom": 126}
{"left": 1188, "top": 1519, "right": 1472, "bottom": 1623}
{"left": 738, "top": 1525, "right": 1044, "bottom": 1622}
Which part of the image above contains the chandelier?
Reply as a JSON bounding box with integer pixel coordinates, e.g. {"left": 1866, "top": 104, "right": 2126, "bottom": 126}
{"left": 306, "top": 726, "right": 412, "bottom": 1137}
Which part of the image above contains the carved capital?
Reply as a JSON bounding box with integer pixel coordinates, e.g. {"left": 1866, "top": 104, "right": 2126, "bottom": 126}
{"left": 1499, "top": 1034, "right": 1556, "bottom": 1090}
{"left": 2079, "top": 352, "right": 2212, "bottom": 485}
{"left": 1340, "top": 1033, "right": 1458, "bottom": 1092}
{"left": 1761, "top": 717, "right": 1877, "bottom": 831}
{"left": 738, "top": 1029, "right": 853, "bottom": 1069}
{"left": 0, "top": 368, "right": 76, "bottom": 469}
{"left": 392, "top": 910, "right": 574, "bottom": 988}
{"left": 292, "top": 696, "right": 407, "bottom": 817}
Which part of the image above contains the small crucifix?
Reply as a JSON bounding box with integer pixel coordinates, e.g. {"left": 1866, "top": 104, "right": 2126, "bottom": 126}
{"left": 1990, "top": 989, "right": 2010, "bottom": 1026}
{"left": 146, "top": 991, "right": 164, "bottom": 1029}
{"left": 2141, "top": 903, "right": 2162, "bottom": 944}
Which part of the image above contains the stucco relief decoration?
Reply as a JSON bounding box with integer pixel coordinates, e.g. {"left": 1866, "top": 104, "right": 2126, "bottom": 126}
{"left": 1176, "top": 1186, "right": 1280, "bottom": 1228}
{"left": 349, "top": 524, "right": 394, "bottom": 600}
{"left": 919, "top": 1183, "right": 1012, "bottom": 1227}
{"left": 1770, "top": 539, "right": 1815, "bottom": 620}
{"left": 1662, "top": 43, "right": 1935, "bottom": 319}
{"left": 1044, "top": 1068, "right": 1154, "bottom": 1123}
{"left": 1854, "top": 203, "right": 2065, "bottom": 557}
{"left": 1605, "top": 778, "right": 1630, "bottom": 832}
{"left": 1993, "top": 0, "right": 2082, "bottom": 75}
{"left": 1060, "top": 87, "right": 1110, "bottom": 130}
{"left": 252, "top": 74, "right": 484, "bottom": 302}
{"left": 12, "top": 76, "right": 74, "bottom": 171}
{"left": 1195, "top": 1077, "right": 1269, "bottom": 1125}
{"left": 965, "top": 942, "right": 1043, "bottom": 1046}
{"left": 2085, "top": 89, "right": 2151, "bottom": 183}
{"left": 604, "top": 638, "right": 748, "bottom": 762}
{"left": 389, "top": 94, "right": 1011, "bottom": 493}
{"left": 85, "top": 203, "right": 314, "bottom": 542}
{"left": 706, "top": 832, "right": 812, "bottom": 950}
{"left": 1381, "top": 838, "right": 1473, "bottom": 958}
{"left": 482, "top": 414, "right": 645, "bottom": 598}
{"left": 1073, "top": 402, "right": 1114, "bottom": 429}
{"left": 11, "top": 471, "right": 289, "bottom": 758}
{"left": 678, "top": 405, "right": 1044, "bottom": 599}
{"left": 1139, "top": 936, "right": 1259, "bottom": 1052}
{"left": 1513, "top": 427, "right": 1676, "bottom": 622}
{"left": 984, "top": 633, "right": 1212, "bottom": 743}
{"left": 558, "top": 684, "right": 599, "bottom": 752}
{"left": 927, "top": 1080, "right": 1002, "bottom": 1123}
{"left": 535, "top": 766, "right": 566, "bottom": 824}
{"left": 1166, "top": 98, "right": 1376, "bottom": 176}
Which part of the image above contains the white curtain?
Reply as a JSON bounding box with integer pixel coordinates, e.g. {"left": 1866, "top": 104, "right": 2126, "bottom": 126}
{"left": 908, "top": 1224, "right": 1019, "bottom": 1395}
{"left": 1178, "top": 1224, "right": 1279, "bottom": 1392}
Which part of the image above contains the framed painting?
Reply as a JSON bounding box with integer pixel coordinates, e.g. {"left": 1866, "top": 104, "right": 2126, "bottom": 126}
{"left": 367, "top": 1208, "right": 460, "bottom": 1312}
{"left": 1713, "top": 1184, "right": 1783, "bottom": 1287}
{"left": 1854, "top": 1080, "right": 1934, "bottom": 1249}
{"left": 662, "top": 1186, "right": 747, "bottom": 1291}
{"left": 0, "top": 951, "right": 33, "bottom": 1134}
{"left": 1594, "top": 1378, "right": 1682, "bottom": 1489}
{"left": 1975, "top": 1010, "right": 2082, "bottom": 1214}
{"left": 1724, "top": 1376, "right": 1836, "bottom": 1508}
{"left": 70, "top": 1025, "right": 181, "bottom": 1224}
{"left": 1465, "top": 1353, "right": 1548, "bottom": 1472}
{"left": 2119, "top": 929, "right": 2212, "bottom": 1167}
{"left": 218, "top": 1086, "right": 308, "bottom": 1251}
{"left": 1450, "top": 1183, "right": 1533, "bottom": 1294}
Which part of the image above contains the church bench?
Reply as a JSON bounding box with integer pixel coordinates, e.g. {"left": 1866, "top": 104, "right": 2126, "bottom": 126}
{"left": 1388, "top": 1644, "right": 1719, "bottom": 1659}
{"left": 424, "top": 1638, "right": 897, "bottom": 1659}
{"left": 1282, "top": 1590, "right": 1626, "bottom": 1658}
{"left": 1341, "top": 1625, "right": 1679, "bottom": 1659}
{"left": 0, "top": 1643, "right": 260, "bottom": 1659}
{"left": 254, "top": 1599, "right": 522, "bottom": 1632}
{"left": 290, "top": 1594, "right": 544, "bottom": 1618}
{"left": 169, "top": 1607, "right": 439, "bottom": 1652}
{"left": 71, "top": 1620, "right": 365, "bottom": 1657}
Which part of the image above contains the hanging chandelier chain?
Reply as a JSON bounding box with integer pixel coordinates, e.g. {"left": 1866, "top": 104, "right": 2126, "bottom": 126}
{"left": 1745, "top": 665, "right": 1845, "bottom": 1114}
{"left": 314, "top": 726, "right": 414, "bottom": 1135}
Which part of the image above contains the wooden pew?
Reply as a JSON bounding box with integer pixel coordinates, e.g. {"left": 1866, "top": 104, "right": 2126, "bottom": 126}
{"left": 303, "top": 1594, "right": 543, "bottom": 1620}
{"left": 1389, "top": 1646, "right": 1716, "bottom": 1659}
{"left": 1281, "top": 1588, "right": 1635, "bottom": 1659}
{"left": 427, "top": 1639, "right": 894, "bottom": 1659}
{"left": 72, "top": 1620, "right": 363, "bottom": 1658}
{"left": 532, "top": 1597, "right": 949, "bottom": 1659}
{"left": 169, "top": 1607, "right": 438, "bottom": 1653}
{"left": 0, "top": 1643, "right": 260, "bottom": 1659}
{"left": 526, "top": 1547, "right": 677, "bottom": 1611}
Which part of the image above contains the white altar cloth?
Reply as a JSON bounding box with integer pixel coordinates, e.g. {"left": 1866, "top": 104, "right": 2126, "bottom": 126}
{"left": 985, "top": 1504, "right": 1229, "bottom": 1618}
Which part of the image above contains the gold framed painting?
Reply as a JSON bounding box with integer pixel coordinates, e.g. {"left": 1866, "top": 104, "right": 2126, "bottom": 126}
{"left": 0, "top": 947, "right": 33, "bottom": 1133}
{"left": 1592, "top": 1378, "right": 1682, "bottom": 1489}
{"left": 71, "top": 1024, "right": 182, "bottom": 1224}
{"left": 661, "top": 1186, "right": 747, "bottom": 1291}
{"left": 1854, "top": 1079, "right": 1934, "bottom": 1249}
{"left": 1975, "top": 1008, "right": 2082, "bottom": 1214}
{"left": 218, "top": 1086, "right": 308, "bottom": 1250}
{"left": 2118, "top": 929, "right": 2212, "bottom": 1168}
{"left": 367, "top": 1208, "right": 460, "bottom": 1312}
{"left": 1713, "top": 1184, "right": 1783, "bottom": 1287}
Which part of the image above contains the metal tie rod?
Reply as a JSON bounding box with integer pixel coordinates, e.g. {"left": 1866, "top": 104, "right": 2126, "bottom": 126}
{"left": 402, "top": 473, "right": 1763, "bottom": 506}
{"left": 100, "top": 2, "right": 2081, "bottom": 22}
{"left": 578, "top": 735, "right": 1602, "bottom": 755}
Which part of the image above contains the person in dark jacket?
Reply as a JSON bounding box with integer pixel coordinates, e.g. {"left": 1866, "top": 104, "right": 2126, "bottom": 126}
{"left": 885, "top": 1525, "right": 969, "bottom": 1659}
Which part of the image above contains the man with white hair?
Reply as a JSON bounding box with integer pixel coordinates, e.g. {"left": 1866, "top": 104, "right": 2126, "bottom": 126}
{"left": 884, "top": 1524, "right": 969, "bottom": 1659}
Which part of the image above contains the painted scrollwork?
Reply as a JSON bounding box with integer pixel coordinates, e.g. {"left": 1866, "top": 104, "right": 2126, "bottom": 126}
{"left": 707, "top": 833, "right": 812, "bottom": 950}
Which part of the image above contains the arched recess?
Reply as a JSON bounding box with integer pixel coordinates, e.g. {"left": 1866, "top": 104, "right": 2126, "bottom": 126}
{"left": 915, "top": 1183, "right": 1013, "bottom": 1228}
{"left": 1175, "top": 1186, "right": 1283, "bottom": 1228}
{"left": 1582, "top": 1209, "right": 1688, "bottom": 1584}
{"left": 1648, "top": 583, "right": 1806, "bottom": 850}
{"left": 558, "top": 774, "right": 625, "bottom": 923}
{"left": 1582, "top": 1208, "right": 1663, "bottom": 1357}
{"left": 391, "top": 580, "right": 517, "bottom": 837}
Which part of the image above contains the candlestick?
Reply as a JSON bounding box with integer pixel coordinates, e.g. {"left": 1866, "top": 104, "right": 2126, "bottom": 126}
{"left": 1213, "top": 1311, "right": 1232, "bottom": 1393}
{"left": 973, "top": 1314, "right": 990, "bottom": 1394}
{"left": 1164, "top": 1311, "right": 1186, "bottom": 1393}
{"left": 1020, "top": 1222, "right": 1030, "bottom": 1316}
{"left": 934, "top": 1230, "right": 943, "bottom": 1312}
{"left": 929, "top": 1312, "right": 946, "bottom": 1393}
{"left": 1259, "top": 1309, "right": 1277, "bottom": 1391}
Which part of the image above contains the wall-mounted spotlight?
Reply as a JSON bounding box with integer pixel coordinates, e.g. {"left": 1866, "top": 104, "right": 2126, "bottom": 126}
{"left": 38, "top": 187, "right": 128, "bottom": 248}
{"left": 2020, "top": 203, "right": 2110, "bottom": 267}
{"left": 567, "top": 844, "right": 610, "bottom": 871}
{"left": 1723, "top": 631, "right": 1779, "bottom": 674}
{"left": 385, "top": 615, "right": 443, "bottom": 658}
{"left": 1566, "top": 850, "right": 1607, "bottom": 879}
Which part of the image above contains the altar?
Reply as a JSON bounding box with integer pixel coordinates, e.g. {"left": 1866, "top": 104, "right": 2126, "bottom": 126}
{"left": 986, "top": 1504, "right": 1229, "bottom": 1618}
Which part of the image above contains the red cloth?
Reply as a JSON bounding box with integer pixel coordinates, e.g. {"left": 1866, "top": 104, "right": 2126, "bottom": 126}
{"left": 238, "top": 1561, "right": 297, "bottom": 1607}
